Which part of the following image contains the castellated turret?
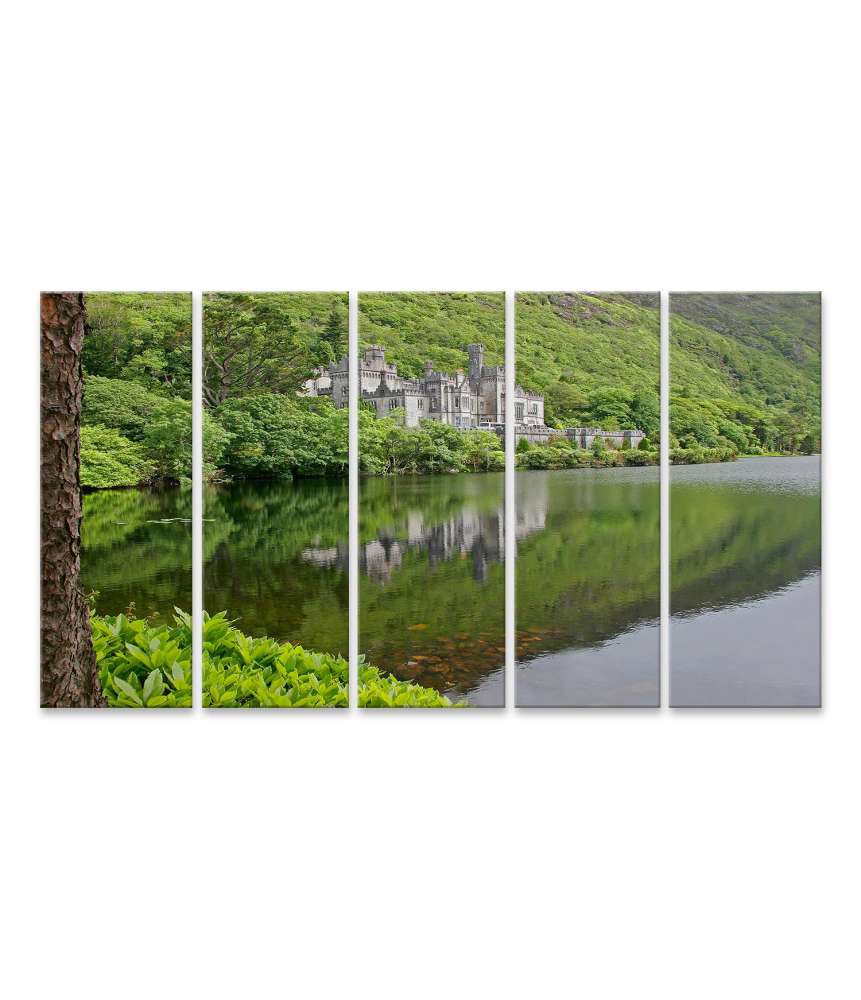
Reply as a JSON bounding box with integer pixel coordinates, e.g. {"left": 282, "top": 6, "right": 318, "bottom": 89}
{"left": 365, "top": 345, "right": 387, "bottom": 370}
{"left": 468, "top": 343, "right": 485, "bottom": 382}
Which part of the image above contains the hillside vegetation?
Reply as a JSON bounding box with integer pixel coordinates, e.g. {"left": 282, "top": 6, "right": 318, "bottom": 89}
{"left": 670, "top": 293, "right": 820, "bottom": 453}
{"left": 359, "top": 292, "right": 820, "bottom": 455}
{"left": 359, "top": 292, "right": 505, "bottom": 378}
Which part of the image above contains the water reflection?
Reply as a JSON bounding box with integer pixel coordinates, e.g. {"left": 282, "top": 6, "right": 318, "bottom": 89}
{"left": 359, "top": 473, "right": 508, "bottom": 705}
{"left": 515, "top": 467, "right": 660, "bottom": 706}
{"left": 204, "top": 479, "right": 348, "bottom": 657}
{"left": 81, "top": 486, "right": 192, "bottom": 621}
{"left": 670, "top": 456, "right": 820, "bottom": 706}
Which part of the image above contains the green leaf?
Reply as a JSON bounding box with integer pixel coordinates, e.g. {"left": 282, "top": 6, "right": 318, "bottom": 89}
{"left": 142, "top": 669, "right": 164, "bottom": 704}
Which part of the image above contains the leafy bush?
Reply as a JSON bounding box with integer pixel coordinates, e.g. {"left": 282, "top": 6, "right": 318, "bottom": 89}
{"left": 671, "top": 446, "right": 738, "bottom": 465}
{"left": 202, "top": 612, "right": 462, "bottom": 707}
{"left": 82, "top": 376, "right": 166, "bottom": 440}
{"left": 516, "top": 441, "right": 657, "bottom": 470}
{"left": 92, "top": 610, "right": 192, "bottom": 707}
{"left": 360, "top": 411, "right": 504, "bottom": 475}
{"left": 215, "top": 394, "right": 347, "bottom": 478}
{"left": 622, "top": 449, "right": 654, "bottom": 466}
{"left": 80, "top": 425, "right": 156, "bottom": 489}
{"left": 202, "top": 611, "right": 347, "bottom": 706}
{"left": 359, "top": 665, "right": 463, "bottom": 707}
{"left": 92, "top": 610, "right": 462, "bottom": 708}
{"left": 140, "top": 399, "right": 194, "bottom": 481}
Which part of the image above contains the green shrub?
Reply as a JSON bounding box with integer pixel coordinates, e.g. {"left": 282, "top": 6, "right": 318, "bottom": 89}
{"left": 216, "top": 394, "right": 347, "bottom": 478}
{"left": 359, "top": 411, "right": 503, "bottom": 476}
{"left": 80, "top": 425, "right": 156, "bottom": 489}
{"left": 138, "top": 398, "right": 229, "bottom": 482}
{"left": 91, "top": 610, "right": 462, "bottom": 708}
{"left": 623, "top": 449, "right": 655, "bottom": 466}
{"left": 671, "top": 446, "right": 738, "bottom": 465}
{"left": 82, "top": 376, "right": 166, "bottom": 440}
{"left": 202, "top": 611, "right": 347, "bottom": 706}
{"left": 92, "top": 610, "right": 192, "bottom": 707}
{"left": 359, "top": 665, "right": 464, "bottom": 707}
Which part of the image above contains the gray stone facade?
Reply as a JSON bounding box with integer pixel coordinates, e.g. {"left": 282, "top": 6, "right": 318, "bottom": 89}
{"left": 305, "top": 343, "right": 536, "bottom": 433}
{"left": 304, "top": 343, "right": 644, "bottom": 447}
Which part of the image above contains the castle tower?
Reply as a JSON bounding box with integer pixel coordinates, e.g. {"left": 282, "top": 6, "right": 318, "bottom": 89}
{"left": 467, "top": 343, "right": 484, "bottom": 382}
{"left": 364, "top": 345, "right": 387, "bottom": 370}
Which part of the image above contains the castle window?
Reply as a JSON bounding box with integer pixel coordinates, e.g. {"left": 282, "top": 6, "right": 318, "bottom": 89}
{"left": 515, "top": 402, "right": 524, "bottom": 420}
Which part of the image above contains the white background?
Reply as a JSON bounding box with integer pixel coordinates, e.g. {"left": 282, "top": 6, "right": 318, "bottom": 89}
{"left": 2, "top": 2, "right": 859, "bottom": 998}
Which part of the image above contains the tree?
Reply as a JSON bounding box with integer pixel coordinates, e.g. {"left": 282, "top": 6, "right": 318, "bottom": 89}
{"left": 588, "top": 386, "right": 632, "bottom": 427}
{"left": 629, "top": 388, "right": 660, "bottom": 436}
{"left": 543, "top": 380, "right": 588, "bottom": 426}
{"left": 203, "top": 293, "right": 314, "bottom": 407}
{"left": 41, "top": 293, "right": 105, "bottom": 707}
{"left": 83, "top": 292, "right": 192, "bottom": 397}
{"left": 321, "top": 300, "right": 347, "bottom": 362}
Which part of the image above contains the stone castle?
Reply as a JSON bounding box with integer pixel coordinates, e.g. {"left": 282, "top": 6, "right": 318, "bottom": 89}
{"left": 304, "top": 343, "right": 644, "bottom": 448}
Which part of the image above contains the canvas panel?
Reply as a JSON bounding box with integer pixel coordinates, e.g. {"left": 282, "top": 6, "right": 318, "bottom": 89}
{"left": 357, "top": 292, "right": 507, "bottom": 707}
{"left": 669, "top": 292, "right": 821, "bottom": 707}
{"left": 41, "top": 292, "right": 193, "bottom": 708}
{"left": 514, "top": 292, "right": 661, "bottom": 707}
{"left": 202, "top": 292, "right": 349, "bottom": 708}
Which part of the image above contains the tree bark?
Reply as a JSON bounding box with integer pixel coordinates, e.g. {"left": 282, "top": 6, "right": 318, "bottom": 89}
{"left": 41, "top": 292, "right": 105, "bottom": 707}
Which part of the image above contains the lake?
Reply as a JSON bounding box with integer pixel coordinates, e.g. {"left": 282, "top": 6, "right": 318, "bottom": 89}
{"left": 516, "top": 466, "right": 661, "bottom": 706}
{"left": 360, "top": 473, "right": 505, "bottom": 705}
{"left": 81, "top": 486, "right": 192, "bottom": 622}
{"left": 204, "top": 479, "right": 349, "bottom": 656}
{"left": 670, "top": 456, "right": 821, "bottom": 706}
{"left": 81, "top": 458, "right": 819, "bottom": 709}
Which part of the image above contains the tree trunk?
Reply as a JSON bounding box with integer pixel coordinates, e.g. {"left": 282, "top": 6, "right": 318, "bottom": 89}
{"left": 41, "top": 292, "right": 105, "bottom": 707}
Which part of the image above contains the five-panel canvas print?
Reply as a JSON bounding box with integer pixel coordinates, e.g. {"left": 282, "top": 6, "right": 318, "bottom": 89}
{"left": 40, "top": 290, "right": 821, "bottom": 709}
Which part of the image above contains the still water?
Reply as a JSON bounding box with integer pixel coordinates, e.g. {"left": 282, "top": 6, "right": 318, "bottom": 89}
{"left": 360, "top": 473, "right": 505, "bottom": 706}
{"left": 204, "top": 479, "right": 348, "bottom": 656}
{"left": 671, "top": 456, "right": 821, "bottom": 706}
{"left": 81, "top": 486, "right": 192, "bottom": 621}
{"left": 516, "top": 467, "right": 660, "bottom": 706}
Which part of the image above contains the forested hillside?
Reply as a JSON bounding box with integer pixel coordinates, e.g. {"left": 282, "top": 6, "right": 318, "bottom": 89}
{"left": 670, "top": 293, "right": 820, "bottom": 453}
{"left": 515, "top": 293, "right": 661, "bottom": 434}
{"left": 359, "top": 292, "right": 505, "bottom": 377}
{"left": 362, "top": 291, "right": 819, "bottom": 455}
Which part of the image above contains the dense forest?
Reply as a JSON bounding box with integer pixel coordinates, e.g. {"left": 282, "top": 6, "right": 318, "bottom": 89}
{"left": 81, "top": 292, "right": 350, "bottom": 488}
{"left": 81, "top": 293, "right": 193, "bottom": 487}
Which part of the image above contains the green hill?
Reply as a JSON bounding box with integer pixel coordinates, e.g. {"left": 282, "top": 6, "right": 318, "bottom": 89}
{"left": 670, "top": 292, "right": 820, "bottom": 453}
{"left": 514, "top": 293, "right": 661, "bottom": 433}
{"left": 358, "top": 291, "right": 820, "bottom": 454}
{"left": 359, "top": 292, "right": 505, "bottom": 379}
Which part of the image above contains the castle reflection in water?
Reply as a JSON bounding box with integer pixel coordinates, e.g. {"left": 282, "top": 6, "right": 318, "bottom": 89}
{"left": 300, "top": 474, "right": 547, "bottom": 585}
